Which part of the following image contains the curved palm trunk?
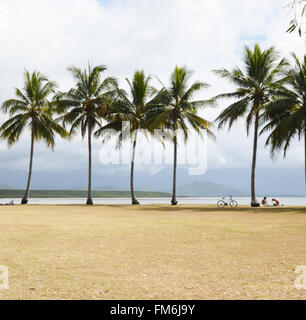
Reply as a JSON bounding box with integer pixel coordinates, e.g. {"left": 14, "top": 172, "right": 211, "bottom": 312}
{"left": 21, "top": 127, "right": 34, "bottom": 204}
{"left": 171, "top": 134, "right": 178, "bottom": 205}
{"left": 86, "top": 124, "right": 93, "bottom": 205}
{"left": 304, "top": 118, "right": 306, "bottom": 185}
{"left": 130, "top": 131, "right": 140, "bottom": 205}
{"left": 251, "top": 112, "right": 260, "bottom": 207}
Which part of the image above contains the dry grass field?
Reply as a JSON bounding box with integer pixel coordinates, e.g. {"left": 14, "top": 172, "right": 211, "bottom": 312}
{"left": 0, "top": 204, "right": 305, "bottom": 300}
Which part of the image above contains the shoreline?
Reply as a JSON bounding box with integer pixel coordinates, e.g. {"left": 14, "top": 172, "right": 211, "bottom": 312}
{"left": 0, "top": 204, "right": 305, "bottom": 209}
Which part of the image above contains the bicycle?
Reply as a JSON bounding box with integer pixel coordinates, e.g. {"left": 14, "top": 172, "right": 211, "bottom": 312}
{"left": 217, "top": 196, "right": 238, "bottom": 208}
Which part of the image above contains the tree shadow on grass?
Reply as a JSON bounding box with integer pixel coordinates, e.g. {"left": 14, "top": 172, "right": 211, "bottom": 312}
{"left": 137, "top": 205, "right": 306, "bottom": 215}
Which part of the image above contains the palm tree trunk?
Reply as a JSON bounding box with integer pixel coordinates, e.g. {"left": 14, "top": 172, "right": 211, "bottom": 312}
{"left": 304, "top": 118, "right": 306, "bottom": 185}
{"left": 171, "top": 134, "right": 178, "bottom": 205}
{"left": 21, "top": 126, "right": 34, "bottom": 204}
{"left": 251, "top": 112, "right": 260, "bottom": 207}
{"left": 86, "top": 123, "right": 93, "bottom": 205}
{"left": 130, "top": 131, "right": 139, "bottom": 205}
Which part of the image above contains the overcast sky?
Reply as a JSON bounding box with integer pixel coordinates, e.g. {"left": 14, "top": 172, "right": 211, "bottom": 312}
{"left": 0, "top": 0, "right": 305, "bottom": 175}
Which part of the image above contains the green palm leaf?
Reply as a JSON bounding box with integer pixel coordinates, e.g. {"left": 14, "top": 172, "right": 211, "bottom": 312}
{"left": 0, "top": 70, "right": 68, "bottom": 204}
{"left": 214, "top": 44, "right": 287, "bottom": 205}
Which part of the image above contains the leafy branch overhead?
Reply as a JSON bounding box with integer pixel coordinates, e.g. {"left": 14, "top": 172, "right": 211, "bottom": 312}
{"left": 287, "top": 0, "right": 306, "bottom": 36}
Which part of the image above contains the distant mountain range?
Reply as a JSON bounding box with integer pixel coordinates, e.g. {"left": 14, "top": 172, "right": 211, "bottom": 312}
{"left": 0, "top": 184, "right": 12, "bottom": 189}
{"left": 176, "top": 181, "right": 246, "bottom": 197}
{"left": 0, "top": 166, "right": 305, "bottom": 197}
{"left": 93, "top": 180, "right": 246, "bottom": 197}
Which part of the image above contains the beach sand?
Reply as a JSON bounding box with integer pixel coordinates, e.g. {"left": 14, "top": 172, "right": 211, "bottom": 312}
{"left": 0, "top": 204, "right": 305, "bottom": 300}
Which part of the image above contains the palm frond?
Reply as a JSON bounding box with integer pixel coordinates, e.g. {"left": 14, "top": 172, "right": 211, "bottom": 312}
{"left": 215, "top": 97, "right": 250, "bottom": 130}
{"left": 0, "top": 70, "right": 66, "bottom": 148}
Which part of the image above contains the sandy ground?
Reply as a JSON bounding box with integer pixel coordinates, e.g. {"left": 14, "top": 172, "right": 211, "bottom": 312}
{"left": 0, "top": 204, "right": 305, "bottom": 300}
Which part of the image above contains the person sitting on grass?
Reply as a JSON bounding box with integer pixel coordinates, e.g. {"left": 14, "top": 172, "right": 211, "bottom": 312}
{"left": 261, "top": 196, "right": 269, "bottom": 207}
{"left": 272, "top": 198, "right": 280, "bottom": 207}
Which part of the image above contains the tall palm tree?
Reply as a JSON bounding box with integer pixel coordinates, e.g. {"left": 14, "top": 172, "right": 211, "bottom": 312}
{"left": 56, "top": 64, "right": 118, "bottom": 205}
{"left": 262, "top": 53, "right": 306, "bottom": 184}
{"left": 0, "top": 71, "right": 67, "bottom": 204}
{"left": 146, "top": 66, "right": 215, "bottom": 205}
{"left": 95, "top": 70, "right": 155, "bottom": 205}
{"left": 214, "top": 44, "right": 287, "bottom": 207}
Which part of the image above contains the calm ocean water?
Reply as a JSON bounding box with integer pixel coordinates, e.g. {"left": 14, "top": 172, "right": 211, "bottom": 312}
{"left": 1, "top": 197, "right": 305, "bottom": 206}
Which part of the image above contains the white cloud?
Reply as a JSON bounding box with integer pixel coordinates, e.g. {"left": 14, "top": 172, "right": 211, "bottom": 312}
{"left": 0, "top": 0, "right": 304, "bottom": 174}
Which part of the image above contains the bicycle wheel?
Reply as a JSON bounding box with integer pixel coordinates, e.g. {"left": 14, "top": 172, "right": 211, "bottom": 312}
{"left": 229, "top": 200, "right": 238, "bottom": 208}
{"left": 217, "top": 200, "right": 226, "bottom": 208}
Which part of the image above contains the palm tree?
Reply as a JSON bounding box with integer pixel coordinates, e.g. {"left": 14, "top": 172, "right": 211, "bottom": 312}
{"left": 146, "top": 66, "right": 215, "bottom": 205}
{"left": 214, "top": 44, "right": 287, "bottom": 207}
{"left": 0, "top": 71, "right": 67, "bottom": 204}
{"left": 56, "top": 64, "right": 118, "bottom": 205}
{"left": 262, "top": 53, "right": 306, "bottom": 183}
{"left": 95, "top": 70, "right": 155, "bottom": 205}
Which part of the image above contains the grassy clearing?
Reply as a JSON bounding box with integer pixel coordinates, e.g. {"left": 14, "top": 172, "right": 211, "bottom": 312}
{"left": 0, "top": 205, "right": 305, "bottom": 300}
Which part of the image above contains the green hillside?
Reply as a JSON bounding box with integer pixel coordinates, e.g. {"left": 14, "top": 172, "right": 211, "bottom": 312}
{"left": 0, "top": 189, "right": 171, "bottom": 198}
